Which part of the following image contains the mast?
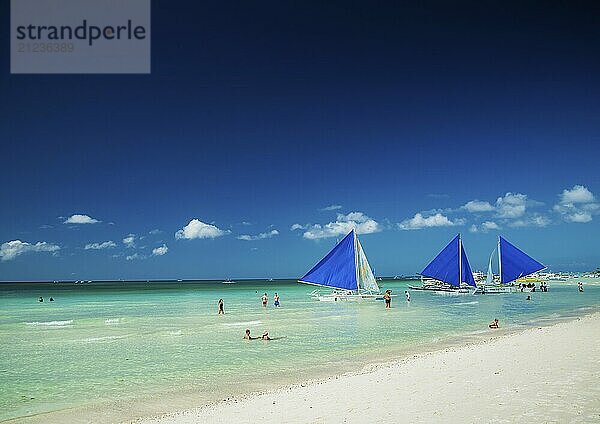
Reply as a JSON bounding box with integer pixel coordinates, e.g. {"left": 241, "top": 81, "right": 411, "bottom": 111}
{"left": 498, "top": 236, "right": 502, "bottom": 284}
{"left": 353, "top": 229, "right": 359, "bottom": 292}
{"left": 458, "top": 234, "right": 462, "bottom": 286}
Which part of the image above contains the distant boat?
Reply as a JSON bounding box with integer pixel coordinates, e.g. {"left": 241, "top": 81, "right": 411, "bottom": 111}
{"left": 410, "top": 234, "right": 477, "bottom": 295}
{"left": 222, "top": 279, "right": 237, "bottom": 284}
{"left": 298, "top": 229, "right": 392, "bottom": 301}
{"left": 475, "top": 236, "right": 545, "bottom": 294}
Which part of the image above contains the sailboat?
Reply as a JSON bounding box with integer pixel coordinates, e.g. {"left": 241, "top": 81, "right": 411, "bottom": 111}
{"left": 298, "top": 229, "right": 391, "bottom": 301}
{"left": 409, "top": 234, "right": 477, "bottom": 295}
{"left": 475, "top": 236, "right": 545, "bottom": 294}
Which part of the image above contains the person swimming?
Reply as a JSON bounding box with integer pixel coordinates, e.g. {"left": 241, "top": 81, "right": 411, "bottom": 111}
{"left": 38, "top": 296, "right": 43, "bottom": 302}
{"left": 243, "top": 329, "right": 257, "bottom": 340}
{"left": 261, "top": 331, "right": 271, "bottom": 340}
{"left": 49, "top": 297, "right": 54, "bottom": 302}
{"left": 489, "top": 318, "right": 499, "bottom": 329}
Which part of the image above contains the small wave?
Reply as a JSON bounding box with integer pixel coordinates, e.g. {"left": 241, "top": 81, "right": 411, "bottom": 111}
{"left": 453, "top": 301, "right": 479, "bottom": 306}
{"left": 223, "top": 320, "right": 262, "bottom": 327}
{"left": 105, "top": 318, "right": 120, "bottom": 325}
{"left": 80, "top": 335, "right": 129, "bottom": 343}
{"left": 165, "top": 330, "right": 182, "bottom": 336}
{"left": 26, "top": 320, "right": 73, "bottom": 327}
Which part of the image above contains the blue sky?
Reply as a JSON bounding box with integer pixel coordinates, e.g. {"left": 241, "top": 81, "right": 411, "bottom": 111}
{"left": 1, "top": 1, "right": 599, "bottom": 280}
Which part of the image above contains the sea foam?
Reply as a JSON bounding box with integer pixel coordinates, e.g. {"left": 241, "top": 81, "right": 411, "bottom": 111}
{"left": 223, "top": 320, "right": 262, "bottom": 327}
{"left": 25, "top": 320, "right": 73, "bottom": 327}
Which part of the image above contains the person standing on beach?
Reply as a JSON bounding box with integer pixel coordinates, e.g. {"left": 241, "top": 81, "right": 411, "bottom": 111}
{"left": 273, "top": 293, "right": 280, "bottom": 307}
{"left": 384, "top": 290, "right": 391, "bottom": 309}
{"left": 262, "top": 293, "right": 268, "bottom": 307}
{"left": 218, "top": 298, "right": 224, "bottom": 315}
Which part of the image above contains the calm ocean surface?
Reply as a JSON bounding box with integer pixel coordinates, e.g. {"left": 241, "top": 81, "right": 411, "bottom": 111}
{"left": 1, "top": 279, "right": 599, "bottom": 422}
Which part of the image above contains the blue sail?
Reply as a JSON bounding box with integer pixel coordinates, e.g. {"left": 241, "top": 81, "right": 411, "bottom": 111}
{"left": 420, "top": 235, "right": 461, "bottom": 286}
{"left": 299, "top": 230, "right": 357, "bottom": 291}
{"left": 499, "top": 236, "right": 545, "bottom": 284}
{"left": 421, "top": 234, "right": 475, "bottom": 287}
{"left": 460, "top": 244, "right": 476, "bottom": 287}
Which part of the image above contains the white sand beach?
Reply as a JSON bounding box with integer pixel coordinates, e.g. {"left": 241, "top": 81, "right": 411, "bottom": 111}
{"left": 138, "top": 313, "right": 600, "bottom": 424}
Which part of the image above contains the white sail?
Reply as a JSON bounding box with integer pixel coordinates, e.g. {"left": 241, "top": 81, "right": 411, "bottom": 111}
{"left": 356, "top": 238, "right": 379, "bottom": 292}
{"left": 486, "top": 248, "right": 495, "bottom": 284}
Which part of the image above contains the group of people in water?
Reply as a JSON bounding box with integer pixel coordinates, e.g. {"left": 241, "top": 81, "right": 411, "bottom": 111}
{"left": 217, "top": 292, "right": 281, "bottom": 315}
{"left": 38, "top": 296, "right": 54, "bottom": 302}
{"left": 261, "top": 292, "right": 280, "bottom": 307}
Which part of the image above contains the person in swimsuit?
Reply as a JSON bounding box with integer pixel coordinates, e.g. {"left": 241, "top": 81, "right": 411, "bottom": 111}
{"left": 273, "top": 293, "right": 280, "bottom": 307}
{"left": 244, "top": 329, "right": 257, "bottom": 340}
{"left": 383, "top": 290, "right": 391, "bottom": 309}
{"left": 38, "top": 297, "right": 43, "bottom": 302}
{"left": 405, "top": 290, "right": 411, "bottom": 302}
{"left": 262, "top": 293, "right": 268, "bottom": 307}
{"left": 261, "top": 331, "right": 271, "bottom": 340}
{"left": 218, "top": 298, "right": 224, "bottom": 315}
{"left": 489, "top": 318, "right": 499, "bottom": 329}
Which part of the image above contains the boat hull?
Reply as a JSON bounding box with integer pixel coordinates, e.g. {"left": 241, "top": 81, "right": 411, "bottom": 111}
{"left": 310, "top": 289, "right": 396, "bottom": 302}
{"left": 408, "top": 285, "right": 476, "bottom": 295}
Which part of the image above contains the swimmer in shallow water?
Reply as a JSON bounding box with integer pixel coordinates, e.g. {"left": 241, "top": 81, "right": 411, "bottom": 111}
{"left": 243, "top": 329, "right": 257, "bottom": 340}
{"left": 488, "top": 318, "right": 499, "bottom": 329}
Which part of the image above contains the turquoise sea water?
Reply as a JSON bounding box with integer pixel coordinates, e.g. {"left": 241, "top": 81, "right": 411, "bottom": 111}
{"left": 1, "top": 279, "right": 599, "bottom": 422}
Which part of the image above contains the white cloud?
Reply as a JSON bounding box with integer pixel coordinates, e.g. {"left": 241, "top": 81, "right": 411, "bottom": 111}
{"left": 398, "top": 213, "right": 465, "bottom": 230}
{"left": 152, "top": 244, "right": 168, "bottom": 256}
{"left": 149, "top": 229, "right": 162, "bottom": 235}
{"left": 126, "top": 253, "right": 146, "bottom": 261}
{"left": 554, "top": 185, "right": 599, "bottom": 223}
{"left": 175, "top": 219, "right": 230, "bottom": 240}
{"left": 565, "top": 212, "right": 592, "bottom": 223}
{"left": 481, "top": 221, "right": 500, "bottom": 231}
{"left": 64, "top": 214, "right": 100, "bottom": 224}
{"left": 302, "top": 212, "right": 381, "bottom": 240}
{"left": 321, "top": 205, "right": 342, "bottom": 211}
{"left": 469, "top": 221, "right": 500, "bottom": 233}
{"left": 462, "top": 200, "right": 494, "bottom": 213}
{"left": 123, "top": 234, "right": 136, "bottom": 248}
{"left": 509, "top": 214, "right": 551, "bottom": 228}
{"left": 559, "top": 185, "right": 595, "bottom": 204}
{"left": 85, "top": 241, "right": 117, "bottom": 250}
{"left": 237, "top": 229, "right": 279, "bottom": 241}
{"left": 290, "top": 223, "right": 305, "bottom": 231}
{"left": 495, "top": 193, "right": 528, "bottom": 218}
{"left": 0, "top": 240, "right": 60, "bottom": 261}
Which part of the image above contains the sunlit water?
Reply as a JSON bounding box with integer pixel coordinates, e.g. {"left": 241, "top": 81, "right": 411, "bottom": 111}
{"left": 1, "top": 279, "right": 599, "bottom": 422}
